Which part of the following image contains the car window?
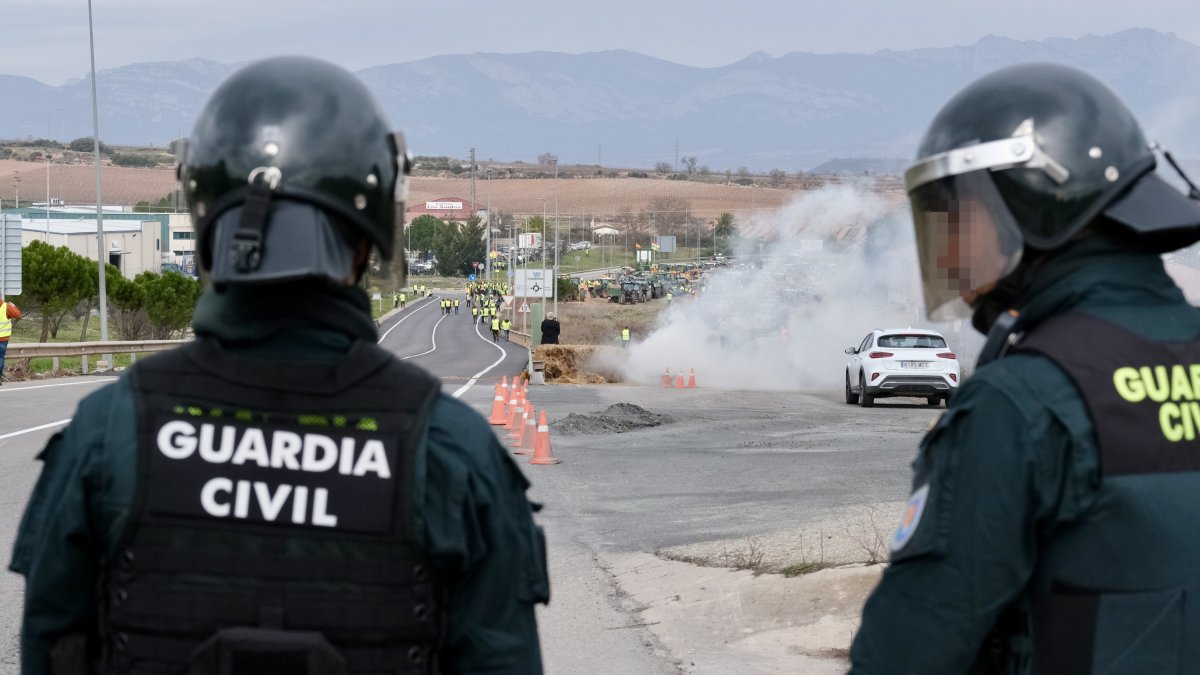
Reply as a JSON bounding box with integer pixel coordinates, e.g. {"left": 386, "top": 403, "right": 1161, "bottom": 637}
{"left": 858, "top": 334, "right": 873, "bottom": 353}
{"left": 878, "top": 334, "right": 947, "bottom": 348}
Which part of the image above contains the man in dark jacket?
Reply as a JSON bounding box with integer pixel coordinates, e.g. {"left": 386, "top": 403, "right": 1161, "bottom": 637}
{"left": 10, "top": 57, "right": 548, "bottom": 675}
{"left": 540, "top": 312, "right": 561, "bottom": 345}
{"left": 850, "top": 63, "right": 1200, "bottom": 673}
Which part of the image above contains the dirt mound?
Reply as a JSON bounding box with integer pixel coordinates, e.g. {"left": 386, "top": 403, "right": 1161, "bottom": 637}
{"left": 536, "top": 345, "right": 623, "bottom": 384}
{"left": 552, "top": 403, "right": 674, "bottom": 435}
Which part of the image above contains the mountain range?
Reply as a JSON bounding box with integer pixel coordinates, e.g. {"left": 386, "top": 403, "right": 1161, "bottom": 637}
{"left": 1, "top": 28, "right": 1197, "bottom": 171}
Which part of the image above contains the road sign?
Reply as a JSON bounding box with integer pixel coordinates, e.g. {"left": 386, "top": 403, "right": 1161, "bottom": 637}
{"left": 468, "top": 273, "right": 476, "bottom": 281}
{"left": 517, "top": 302, "right": 531, "bottom": 314}
{"left": 574, "top": 255, "right": 581, "bottom": 263}
{"left": 514, "top": 269, "right": 551, "bottom": 297}
{"left": 0, "top": 214, "right": 20, "bottom": 296}
{"left": 473, "top": 261, "right": 479, "bottom": 269}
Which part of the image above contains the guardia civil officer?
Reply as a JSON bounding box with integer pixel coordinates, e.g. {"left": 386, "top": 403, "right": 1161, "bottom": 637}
{"left": 850, "top": 63, "right": 1200, "bottom": 673}
{"left": 10, "top": 57, "right": 548, "bottom": 674}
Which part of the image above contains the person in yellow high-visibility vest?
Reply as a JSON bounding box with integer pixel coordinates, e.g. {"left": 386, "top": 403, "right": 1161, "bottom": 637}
{"left": 399, "top": 291, "right": 406, "bottom": 309}
{"left": 501, "top": 318, "right": 512, "bottom": 342}
{"left": 621, "top": 326, "right": 631, "bottom": 348}
{"left": 0, "top": 295, "right": 22, "bottom": 384}
{"left": 490, "top": 317, "right": 501, "bottom": 342}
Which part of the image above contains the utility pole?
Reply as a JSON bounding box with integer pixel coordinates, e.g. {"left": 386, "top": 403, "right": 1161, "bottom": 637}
{"left": 675, "top": 138, "right": 679, "bottom": 173}
{"left": 46, "top": 115, "right": 51, "bottom": 241}
{"left": 469, "top": 147, "right": 476, "bottom": 219}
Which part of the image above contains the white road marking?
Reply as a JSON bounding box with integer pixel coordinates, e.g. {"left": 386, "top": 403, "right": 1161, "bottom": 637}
{"left": 451, "top": 318, "right": 514, "bottom": 399}
{"left": 0, "top": 379, "right": 111, "bottom": 393}
{"left": 400, "top": 313, "right": 447, "bottom": 360}
{"left": 0, "top": 418, "right": 72, "bottom": 441}
{"left": 377, "top": 296, "right": 434, "bottom": 344}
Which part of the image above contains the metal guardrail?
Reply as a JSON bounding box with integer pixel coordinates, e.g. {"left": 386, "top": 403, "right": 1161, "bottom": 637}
{"left": 6, "top": 340, "right": 187, "bottom": 358}
{"left": 7, "top": 340, "right": 188, "bottom": 374}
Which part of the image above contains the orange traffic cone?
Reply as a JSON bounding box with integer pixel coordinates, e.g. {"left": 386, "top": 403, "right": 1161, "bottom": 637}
{"left": 661, "top": 368, "right": 672, "bottom": 387}
{"left": 501, "top": 375, "right": 510, "bottom": 390}
{"left": 488, "top": 383, "right": 508, "bottom": 425}
{"left": 676, "top": 370, "right": 685, "bottom": 388}
{"left": 687, "top": 368, "right": 697, "bottom": 388}
{"left": 530, "top": 411, "right": 561, "bottom": 465}
{"left": 509, "top": 407, "right": 530, "bottom": 445}
{"left": 515, "top": 406, "right": 538, "bottom": 454}
{"left": 503, "top": 398, "right": 524, "bottom": 436}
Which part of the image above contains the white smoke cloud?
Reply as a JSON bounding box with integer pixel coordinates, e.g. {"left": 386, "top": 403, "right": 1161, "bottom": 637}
{"left": 619, "top": 183, "right": 981, "bottom": 390}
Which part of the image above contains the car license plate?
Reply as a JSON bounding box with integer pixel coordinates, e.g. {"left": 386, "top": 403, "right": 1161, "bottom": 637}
{"left": 901, "top": 361, "right": 929, "bottom": 369}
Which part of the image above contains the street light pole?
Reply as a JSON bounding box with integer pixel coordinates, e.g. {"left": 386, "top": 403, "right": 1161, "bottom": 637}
{"left": 553, "top": 160, "right": 559, "bottom": 316}
{"left": 87, "top": 0, "right": 109, "bottom": 345}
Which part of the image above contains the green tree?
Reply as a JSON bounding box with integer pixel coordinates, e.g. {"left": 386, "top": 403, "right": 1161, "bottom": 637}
{"left": 523, "top": 215, "right": 545, "bottom": 234}
{"left": 431, "top": 217, "right": 487, "bottom": 277}
{"left": 14, "top": 241, "right": 95, "bottom": 341}
{"left": 713, "top": 212, "right": 737, "bottom": 255}
{"left": 136, "top": 271, "right": 202, "bottom": 338}
{"left": 407, "top": 214, "right": 442, "bottom": 257}
{"left": 68, "top": 136, "right": 112, "bottom": 154}
{"left": 108, "top": 267, "right": 150, "bottom": 340}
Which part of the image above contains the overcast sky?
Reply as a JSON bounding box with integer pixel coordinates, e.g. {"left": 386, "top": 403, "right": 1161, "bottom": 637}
{"left": 6, "top": 0, "right": 1199, "bottom": 84}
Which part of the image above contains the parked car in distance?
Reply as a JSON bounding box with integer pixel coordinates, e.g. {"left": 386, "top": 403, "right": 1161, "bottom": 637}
{"left": 844, "top": 328, "right": 960, "bottom": 407}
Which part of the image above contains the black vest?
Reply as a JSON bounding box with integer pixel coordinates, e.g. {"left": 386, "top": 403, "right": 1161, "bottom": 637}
{"left": 104, "top": 338, "right": 442, "bottom": 674}
{"left": 1010, "top": 313, "right": 1200, "bottom": 674}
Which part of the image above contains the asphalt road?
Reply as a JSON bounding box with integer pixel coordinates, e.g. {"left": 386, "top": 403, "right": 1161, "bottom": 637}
{"left": 0, "top": 292, "right": 928, "bottom": 674}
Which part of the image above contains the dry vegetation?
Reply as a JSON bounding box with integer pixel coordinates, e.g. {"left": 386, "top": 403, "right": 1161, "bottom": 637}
{"left": 0, "top": 159, "right": 178, "bottom": 206}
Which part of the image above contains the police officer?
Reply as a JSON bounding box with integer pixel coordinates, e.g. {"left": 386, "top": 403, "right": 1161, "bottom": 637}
{"left": 850, "top": 63, "right": 1200, "bottom": 673}
{"left": 10, "top": 57, "right": 549, "bottom": 675}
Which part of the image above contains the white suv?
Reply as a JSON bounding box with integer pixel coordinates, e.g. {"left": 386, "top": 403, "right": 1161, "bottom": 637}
{"left": 844, "top": 328, "right": 960, "bottom": 407}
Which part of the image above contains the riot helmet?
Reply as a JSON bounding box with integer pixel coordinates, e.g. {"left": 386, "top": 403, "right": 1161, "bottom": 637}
{"left": 177, "top": 56, "right": 410, "bottom": 287}
{"left": 905, "top": 63, "right": 1200, "bottom": 320}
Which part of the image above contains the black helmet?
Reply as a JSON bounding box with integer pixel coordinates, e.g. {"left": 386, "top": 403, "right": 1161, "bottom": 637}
{"left": 905, "top": 62, "right": 1200, "bottom": 320}
{"left": 177, "top": 56, "right": 410, "bottom": 286}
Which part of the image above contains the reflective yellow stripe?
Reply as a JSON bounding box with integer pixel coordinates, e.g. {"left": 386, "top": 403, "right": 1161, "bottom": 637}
{"left": 0, "top": 303, "right": 11, "bottom": 339}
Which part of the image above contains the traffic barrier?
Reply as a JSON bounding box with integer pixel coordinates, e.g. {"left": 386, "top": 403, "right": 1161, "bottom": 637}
{"left": 661, "top": 368, "right": 672, "bottom": 387}
{"left": 487, "top": 383, "right": 508, "bottom": 425}
{"left": 676, "top": 370, "right": 685, "bottom": 388}
{"left": 530, "top": 411, "right": 561, "bottom": 465}
{"left": 514, "top": 406, "right": 538, "bottom": 454}
{"left": 687, "top": 368, "right": 697, "bottom": 388}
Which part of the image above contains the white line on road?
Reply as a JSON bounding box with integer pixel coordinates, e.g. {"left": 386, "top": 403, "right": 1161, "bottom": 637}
{"left": 400, "top": 313, "right": 447, "bottom": 360}
{"left": 451, "top": 319, "right": 514, "bottom": 399}
{"left": 0, "top": 418, "right": 72, "bottom": 441}
{"left": 377, "top": 296, "right": 434, "bottom": 344}
{"left": 0, "top": 379, "right": 111, "bottom": 394}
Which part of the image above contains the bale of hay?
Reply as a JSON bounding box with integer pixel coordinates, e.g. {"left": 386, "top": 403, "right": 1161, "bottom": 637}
{"left": 535, "top": 345, "right": 622, "bottom": 384}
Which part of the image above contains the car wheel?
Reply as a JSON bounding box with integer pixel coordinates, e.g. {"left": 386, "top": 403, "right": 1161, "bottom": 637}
{"left": 844, "top": 374, "right": 856, "bottom": 404}
{"left": 926, "top": 396, "right": 941, "bottom": 407}
{"left": 858, "top": 373, "right": 874, "bottom": 408}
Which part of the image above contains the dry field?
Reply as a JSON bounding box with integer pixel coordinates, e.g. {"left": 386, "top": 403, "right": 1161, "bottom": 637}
{"left": 0, "top": 159, "right": 874, "bottom": 218}
{"left": 413, "top": 176, "right": 804, "bottom": 219}
{"left": 0, "top": 159, "right": 178, "bottom": 206}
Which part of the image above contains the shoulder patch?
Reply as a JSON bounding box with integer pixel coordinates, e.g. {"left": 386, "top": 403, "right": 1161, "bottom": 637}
{"left": 891, "top": 483, "right": 930, "bottom": 553}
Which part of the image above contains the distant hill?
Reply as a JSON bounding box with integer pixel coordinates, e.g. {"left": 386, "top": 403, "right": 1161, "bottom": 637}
{"left": 2, "top": 29, "right": 1197, "bottom": 171}
{"left": 809, "top": 158, "right": 910, "bottom": 176}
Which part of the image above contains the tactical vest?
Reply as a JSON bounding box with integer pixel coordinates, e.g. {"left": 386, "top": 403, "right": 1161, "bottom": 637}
{"left": 1010, "top": 313, "right": 1200, "bottom": 674}
{"left": 105, "top": 338, "right": 443, "bottom": 674}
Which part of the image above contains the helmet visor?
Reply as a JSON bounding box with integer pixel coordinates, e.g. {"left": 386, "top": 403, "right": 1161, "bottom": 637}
{"left": 910, "top": 169, "right": 1024, "bottom": 320}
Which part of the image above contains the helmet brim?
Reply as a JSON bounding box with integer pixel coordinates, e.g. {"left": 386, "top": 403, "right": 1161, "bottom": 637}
{"left": 1104, "top": 172, "right": 1200, "bottom": 245}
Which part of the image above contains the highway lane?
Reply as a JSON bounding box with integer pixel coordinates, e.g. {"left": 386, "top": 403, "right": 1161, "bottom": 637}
{"left": 377, "top": 291, "right": 528, "bottom": 396}
{"left": 0, "top": 376, "right": 119, "bottom": 670}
